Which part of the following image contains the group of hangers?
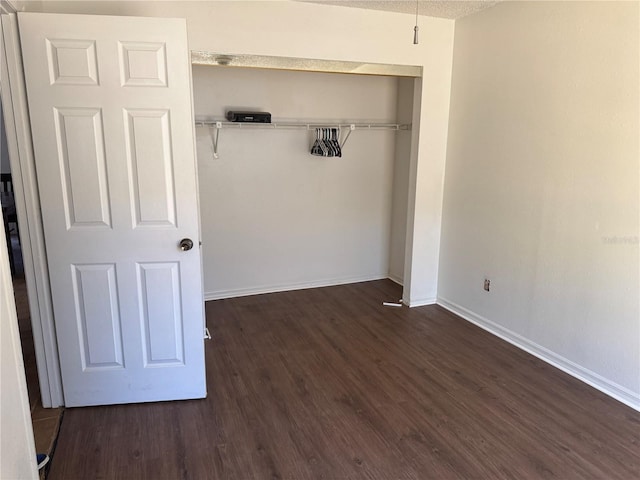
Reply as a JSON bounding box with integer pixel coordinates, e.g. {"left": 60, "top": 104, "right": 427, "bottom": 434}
{"left": 311, "top": 128, "right": 342, "bottom": 157}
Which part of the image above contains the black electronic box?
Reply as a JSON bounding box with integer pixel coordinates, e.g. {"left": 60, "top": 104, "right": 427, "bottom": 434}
{"left": 226, "top": 111, "right": 272, "bottom": 123}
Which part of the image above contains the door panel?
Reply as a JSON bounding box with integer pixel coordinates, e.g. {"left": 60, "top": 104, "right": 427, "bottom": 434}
{"left": 124, "top": 109, "right": 177, "bottom": 227}
{"left": 19, "top": 12, "right": 205, "bottom": 407}
{"left": 138, "top": 262, "right": 184, "bottom": 365}
{"left": 72, "top": 263, "right": 123, "bottom": 370}
{"left": 119, "top": 41, "right": 168, "bottom": 87}
{"left": 54, "top": 107, "right": 111, "bottom": 228}
{"left": 46, "top": 38, "right": 99, "bottom": 85}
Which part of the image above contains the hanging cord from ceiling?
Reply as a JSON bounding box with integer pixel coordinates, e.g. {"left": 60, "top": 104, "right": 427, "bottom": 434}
{"left": 413, "top": 0, "right": 419, "bottom": 45}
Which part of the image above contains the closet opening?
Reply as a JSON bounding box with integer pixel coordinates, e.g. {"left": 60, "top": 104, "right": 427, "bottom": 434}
{"left": 190, "top": 58, "right": 419, "bottom": 303}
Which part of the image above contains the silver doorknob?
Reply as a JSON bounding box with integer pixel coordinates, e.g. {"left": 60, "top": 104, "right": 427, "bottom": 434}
{"left": 179, "top": 238, "right": 194, "bottom": 251}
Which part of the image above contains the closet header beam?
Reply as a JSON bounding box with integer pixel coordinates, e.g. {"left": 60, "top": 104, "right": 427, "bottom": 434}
{"left": 191, "top": 51, "right": 422, "bottom": 78}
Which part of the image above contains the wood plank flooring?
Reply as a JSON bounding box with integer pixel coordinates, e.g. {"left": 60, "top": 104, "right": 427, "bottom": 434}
{"left": 48, "top": 280, "right": 640, "bottom": 479}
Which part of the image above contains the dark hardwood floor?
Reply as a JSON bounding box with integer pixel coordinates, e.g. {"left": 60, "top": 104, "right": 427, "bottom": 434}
{"left": 48, "top": 280, "right": 640, "bottom": 479}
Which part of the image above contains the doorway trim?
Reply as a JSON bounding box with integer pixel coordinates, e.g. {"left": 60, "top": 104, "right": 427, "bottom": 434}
{"left": 0, "top": 10, "right": 64, "bottom": 407}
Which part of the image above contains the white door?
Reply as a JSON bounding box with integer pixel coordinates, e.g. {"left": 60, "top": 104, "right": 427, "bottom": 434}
{"left": 19, "top": 12, "right": 206, "bottom": 407}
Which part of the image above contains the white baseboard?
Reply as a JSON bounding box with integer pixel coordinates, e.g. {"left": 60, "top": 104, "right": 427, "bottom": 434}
{"left": 387, "top": 273, "right": 404, "bottom": 286}
{"left": 407, "top": 297, "right": 437, "bottom": 307}
{"left": 204, "top": 273, "right": 389, "bottom": 301}
{"left": 437, "top": 297, "right": 640, "bottom": 412}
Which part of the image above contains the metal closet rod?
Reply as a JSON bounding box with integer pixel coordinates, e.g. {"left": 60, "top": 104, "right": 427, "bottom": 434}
{"left": 195, "top": 120, "right": 412, "bottom": 159}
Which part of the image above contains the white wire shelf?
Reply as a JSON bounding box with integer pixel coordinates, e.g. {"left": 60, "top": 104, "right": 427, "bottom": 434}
{"left": 194, "top": 120, "right": 411, "bottom": 130}
{"left": 194, "top": 120, "right": 411, "bottom": 159}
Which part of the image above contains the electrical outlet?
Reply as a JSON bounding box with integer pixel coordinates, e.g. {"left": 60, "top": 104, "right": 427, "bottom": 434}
{"left": 484, "top": 278, "right": 491, "bottom": 292}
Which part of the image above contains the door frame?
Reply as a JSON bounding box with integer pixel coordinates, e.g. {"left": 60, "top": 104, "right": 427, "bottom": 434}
{"left": 0, "top": 6, "right": 64, "bottom": 407}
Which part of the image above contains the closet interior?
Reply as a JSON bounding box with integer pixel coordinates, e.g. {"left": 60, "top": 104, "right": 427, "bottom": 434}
{"left": 191, "top": 64, "right": 416, "bottom": 301}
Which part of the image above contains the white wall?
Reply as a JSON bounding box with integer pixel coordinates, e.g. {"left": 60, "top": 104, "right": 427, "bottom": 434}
{"left": 193, "top": 66, "right": 399, "bottom": 297}
{"left": 439, "top": 1, "right": 639, "bottom": 408}
{"left": 19, "top": 0, "right": 455, "bottom": 305}
{"left": 388, "top": 77, "right": 414, "bottom": 285}
{"left": 0, "top": 202, "right": 38, "bottom": 480}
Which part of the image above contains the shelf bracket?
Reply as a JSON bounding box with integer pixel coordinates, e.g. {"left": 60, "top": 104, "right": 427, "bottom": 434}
{"left": 208, "top": 122, "right": 222, "bottom": 159}
{"left": 340, "top": 124, "right": 355, "bottom": 150}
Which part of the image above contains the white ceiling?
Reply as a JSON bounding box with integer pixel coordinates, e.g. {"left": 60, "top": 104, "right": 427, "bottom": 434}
{"left": 299, "top": 1, "right": 501, "bottom": 19}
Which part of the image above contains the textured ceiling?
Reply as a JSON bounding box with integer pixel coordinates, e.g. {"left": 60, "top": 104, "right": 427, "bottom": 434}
{"left": 299, "top": 1, "right": 501, "bottom": 19}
